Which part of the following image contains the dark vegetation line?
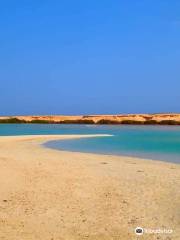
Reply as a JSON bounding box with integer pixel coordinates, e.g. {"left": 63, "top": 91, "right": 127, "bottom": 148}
{"left": 0, "top": 118, "right": 180, "bottom": 125}
{"left": 0, "top": 118, "right": 26, "bottom": 123}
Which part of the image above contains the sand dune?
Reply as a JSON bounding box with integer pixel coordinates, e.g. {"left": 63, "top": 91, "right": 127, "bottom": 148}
{"left": 0, "top": 113, "right": 180, "bottom": 125}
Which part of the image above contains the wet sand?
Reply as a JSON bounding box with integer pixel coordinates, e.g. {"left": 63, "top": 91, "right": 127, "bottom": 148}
{"left": 0, "top": 135, "right": 179, "bottom": 240}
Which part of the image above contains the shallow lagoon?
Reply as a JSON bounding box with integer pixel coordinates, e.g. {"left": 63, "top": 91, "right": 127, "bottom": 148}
{"left": 0, "top": 124, "right": 179, "bottom": 163}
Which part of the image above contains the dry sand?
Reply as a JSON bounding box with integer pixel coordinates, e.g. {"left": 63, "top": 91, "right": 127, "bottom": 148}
{"left": 0, "top": 135, "right": 179, "bottom": 240}
{"left": 1, "top": 113, "right": 180, "bottom": 124}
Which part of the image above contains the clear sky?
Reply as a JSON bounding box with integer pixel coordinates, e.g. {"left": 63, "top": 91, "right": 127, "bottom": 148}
{"left": 0, "top": 0, "right": 179, "bottom": 115}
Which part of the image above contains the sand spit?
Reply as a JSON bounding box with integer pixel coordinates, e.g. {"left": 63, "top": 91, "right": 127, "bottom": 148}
{"left": 0, "top": 134, "right": 179, "bottom": 239}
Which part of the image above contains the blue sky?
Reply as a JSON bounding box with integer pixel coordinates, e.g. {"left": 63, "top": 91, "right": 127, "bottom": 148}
{"left": 0, "top": 0, "right": 179, "bottom": 115}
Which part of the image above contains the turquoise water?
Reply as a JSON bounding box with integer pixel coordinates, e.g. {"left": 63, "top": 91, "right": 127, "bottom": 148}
{"left": 0, "top": 124, "right": 180, "bottom": 163}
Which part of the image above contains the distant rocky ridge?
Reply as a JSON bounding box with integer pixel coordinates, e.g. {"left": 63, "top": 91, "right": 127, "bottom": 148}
{"left": 0, "top": 114, "right": 180, "bottom": 125}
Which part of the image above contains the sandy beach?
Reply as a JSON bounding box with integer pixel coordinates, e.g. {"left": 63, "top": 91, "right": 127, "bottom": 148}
{"left": 0, "top": 135, "right": 179, "bottom": 240}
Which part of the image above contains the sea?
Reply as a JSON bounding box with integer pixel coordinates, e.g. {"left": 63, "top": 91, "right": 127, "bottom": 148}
{"left": 0, "top": 124, "right": 180, "bottom": 163}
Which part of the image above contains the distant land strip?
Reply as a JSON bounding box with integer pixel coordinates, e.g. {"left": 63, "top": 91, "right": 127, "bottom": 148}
{"left": 0, "top": 114, "right": 180, "bottom": 125}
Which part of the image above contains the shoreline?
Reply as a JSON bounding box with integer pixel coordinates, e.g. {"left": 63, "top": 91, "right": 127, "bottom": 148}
{"left": 43, "top": 136, "right": 180, "bottom": 165}
{"left": 44, "top": 144, "right": 180, "bottom": 165}
{"left": 0, "top": 135, "right": 179, "bottom": 239}
{"left": 0, "top": 113, "right": 180, "bottom": 125}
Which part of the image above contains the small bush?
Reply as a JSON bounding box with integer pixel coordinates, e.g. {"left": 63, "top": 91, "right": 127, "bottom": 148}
{"left": 121, "top": 120, "right": 145, "bottom": 125}
{"left": 30, "top": 120, "right": 53, "bottom": 124}
{"left": 61, "top": 119, "right": 95, "bottom": 124}
{"left": 144, "top": 120, "right": 159, "bottom": 125}
{"left": 159, "top": 120, "right": 180, "bottom": 125}
{"left": 96, "top": 119, "right": 120, "bottom": 124}
{"left": 0, "top": 118, "right": 26, "bottom": 123}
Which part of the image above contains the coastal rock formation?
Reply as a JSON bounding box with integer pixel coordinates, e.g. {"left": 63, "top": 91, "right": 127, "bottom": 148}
{"left": 0, "top": 114, "right": 180, "bottom": 125}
